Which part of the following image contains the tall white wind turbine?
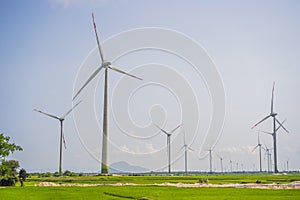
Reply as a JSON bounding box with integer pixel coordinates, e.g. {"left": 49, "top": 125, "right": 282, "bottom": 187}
{"left": 251, "top": 82, "right": 289, "bottom": 173}
{"left": 252, "top": 130, "right": 263, "bottom": 172}
{"left": 204, "top": 148, "right": 213, "bottom": 173}
{"left": 178, "top": 129, "right": 194, "bottom": 175}
{"left": 154, "top": 123, "right": 182, "bottom": 174}
{"left": 217, "top": 153, "right": 224, "bottom": 173}
{"left": 263, "top": 144, "right": 272, "bottom": 173}
{"left": 34, "top": 101, "right": 82, "bottom": 175}
{"left": 73, "top": 13, "right": 142, "bottom": 174}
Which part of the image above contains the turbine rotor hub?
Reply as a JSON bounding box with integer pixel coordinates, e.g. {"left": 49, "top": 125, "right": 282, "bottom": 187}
{"left": 102, "top": 61, "right": 111, "bottom": 68}
{"left": 271, "top": 112, "right": 277, "bottom": 117}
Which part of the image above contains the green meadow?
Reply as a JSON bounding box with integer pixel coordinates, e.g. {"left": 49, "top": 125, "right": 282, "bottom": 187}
{"left": 1, "top": 186, "right": 300, "bottom": 200}
{"left": 0, "top": 173, "right": 300, "bottom": 200}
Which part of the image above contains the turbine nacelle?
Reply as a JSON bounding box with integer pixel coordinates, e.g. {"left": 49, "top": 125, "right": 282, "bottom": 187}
{"left": 102, "top": 61, "right": 111, "bottom": 68}
{"left": 270, "top": 112, "right": 277, "bottom": 117}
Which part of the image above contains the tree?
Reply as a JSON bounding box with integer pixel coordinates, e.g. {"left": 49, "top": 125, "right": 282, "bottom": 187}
{"left": 63, "top": 170, "right": 78, "bottom": 177}
{"left": 7, "top": 160, "right": 20, "bottom": 176}
{"left": 19, "top": 168, "right": 27, "bottom": 187}
{"left": 0, "top": 133, "right": 22, "bottom": 186}
{"left": 0, "top": 133, "right": 22, "bottom": 161}
{"left": 0, "top": 164, "right": 11, "bottom": 176}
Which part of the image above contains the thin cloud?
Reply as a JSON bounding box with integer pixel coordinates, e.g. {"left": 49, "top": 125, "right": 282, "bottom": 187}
{"left": 219, "top": 146, "right": 255, "bottom": 154}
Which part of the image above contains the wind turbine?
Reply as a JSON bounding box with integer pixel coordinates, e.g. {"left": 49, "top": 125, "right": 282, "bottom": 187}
{"left": 263, "top": 144, "right": 272, "bottom": 173}
{"left": 229, "top": 160, "right": 233, "bottom": 173}
{"left": 241, "top": 163, "right": 244, "bottom": 172}
{"left": 154, "top": 123, "right": 182, "bottom": 174}
{"left": 205, "top": 148, "right": 213, "bottom": 173}
{"left": 217, "top": 153, "right": 224, "bottom": 173}
{"left": 178, "top": 129, "right": 194, "bottom": 175}
{"left": 73, "top": 13, "right": 142, "bottom": 174}
{"left": 252, "top": 130, "right": 263, "bottom": 172}
{"left": 251, "top": 82, "right": 289, "bottom": 173}
{"left": 34, "top": 101, "right": 82, "bottom": 175}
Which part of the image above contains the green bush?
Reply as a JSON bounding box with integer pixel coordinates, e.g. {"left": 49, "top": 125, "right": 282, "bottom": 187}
{"left": 53, "top": 172, "right": 60, "bottom": 177}
{"left": 63, "top": 170, "right": 78, "bottom": 177}
{"left": 0, "top": 175, "right": 17, "bottom": 186}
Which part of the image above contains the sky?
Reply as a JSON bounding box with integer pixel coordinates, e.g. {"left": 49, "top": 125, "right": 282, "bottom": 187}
{"left": 0, "top": 0, "right": 300, "bottom": 173}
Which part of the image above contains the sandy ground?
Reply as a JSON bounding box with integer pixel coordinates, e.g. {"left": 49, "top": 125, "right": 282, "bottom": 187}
{"left": 34, "top": 181, "right": 300, "bottom": 189}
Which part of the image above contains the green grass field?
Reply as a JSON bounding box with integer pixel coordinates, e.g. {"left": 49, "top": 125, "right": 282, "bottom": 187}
{"left": 1, "top": 186, "right": 300, "bottom": 200}
{"left": 1, "top": 173, "right": 300, "bottom": 199}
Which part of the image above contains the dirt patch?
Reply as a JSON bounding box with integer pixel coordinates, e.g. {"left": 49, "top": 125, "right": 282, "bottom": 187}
{"left": 154, "top": 181, "right": 300, "bottom": 189}
{"left": 34, "top": 181, "right": 300, "bottom": 189}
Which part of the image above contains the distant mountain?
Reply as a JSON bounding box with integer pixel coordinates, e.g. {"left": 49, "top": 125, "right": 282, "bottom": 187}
{"left": 109, "top": 161, "right": 149, "bottom": 174}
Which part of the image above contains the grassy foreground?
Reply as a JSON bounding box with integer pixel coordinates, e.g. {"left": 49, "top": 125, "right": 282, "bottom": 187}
{"left": 0, "top": 173, "right": 300, "bottom": 199}
{"left": 1, "top": 186, "right": 300, "bottom": 200}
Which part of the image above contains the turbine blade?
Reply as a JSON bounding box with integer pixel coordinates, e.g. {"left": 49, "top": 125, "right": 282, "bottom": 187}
{"left": 72, "top": 66, "right": 103, "bottom": 100}
{"left": 108, "top": 65, "right": 142, "bottom": 80}
{"left": 92, "top": 13, "right": 105, "bottom": 62}
{"left": 177, "top": 146, "right": 185, "bottom": 153}
{"left": 183, "top": 126, "right": 186, "bottom": 146}
{"left": 170, "top": 124, "right": 182, "bottom": 133}
{"left": 261, "top": 130, "right": 273, "bottom": 135}
{"left": 252, "top": 145, "right": 259, "bottom": 152}
{"left": 264, "top": 143, "right": 269, "bottom": 151}
{"left": 275, "top": 118, "right": 289, "bottom": 133}
{"left": 34, "top": 109, "right": 60, "bottom": 120}
{"left": 62, "top": 133, "right": 67, "bottom": 149}
{"left": 271, "top": 82, "right": 275, "bottom": 113}
{"left": 276, "top": 119, "right": 286, "bottom": 132}
{"left": 62, "top": 100, "right": 82, "bottom": 119}
{"left": 251, "top": 115, "right": 271, "bottom": 129}
{"left": 258, "top": 131, "right": 261, "bottom": 144}
{"left": 153, "top": 123, "right": 169, "bottom": 135}
{"left": 188, "top": 147, "right": 195, "bottom": 151}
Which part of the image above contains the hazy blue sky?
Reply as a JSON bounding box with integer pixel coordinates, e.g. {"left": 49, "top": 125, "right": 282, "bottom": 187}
{"left": 1, "top": 0, "right": 299, "bottom": 173}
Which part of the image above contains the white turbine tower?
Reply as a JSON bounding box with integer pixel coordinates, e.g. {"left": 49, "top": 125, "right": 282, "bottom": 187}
{"left": 217, "top": 153, "right": 224, "bottom": 173}
{"left": 229, "top": 159, "right": 233, "bottom": 173}
{"left": 252, "top": 130, "right": 263, "bottom": 172}
{"left": 263, "top": 144, "right": 272, "bottom": 173}
{"left": 178, "top": 129, "right": 194, "bottom": 175}
{"left": 34, "top": 101, "right": 82, "bottom": 175}
{"left": 154, "top": 123, "right": 182, "bottom": 174}
{"left": 205, "top": 148, "right": 213, "bottom": 173}
{"left": 251, "top": 82, "right": 289, "bottom": 173}
{"left": 73, "top": 13, "right": 142, "bottom": 174}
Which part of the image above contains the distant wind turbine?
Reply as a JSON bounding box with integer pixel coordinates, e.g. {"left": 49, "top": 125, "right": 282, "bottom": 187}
{"left": 73, "top": 13, "right": 142, "bottom": 174}
{"left": 229, "top": 160, "right": 233, "bottom": 173}
{"left": 205, "top": 148, "right": 213, "bottom": 173}
{"left": 154, "top": 123, "right": 182, "bottom": 174}
{"left": 217, "top": 153, "right": 224, "bottom": 173}
{"left": 251, "top": 82, "right": 289, "bottom": 173}
{"left": 263, "top": 144, "right": 272, "bottom": 173}
{"left": 34, "top": 101, "right": 82, "bottom": 175}
{"left": 252, "top": 130, "right": 263, "bottom": 172}
{"left": 178, "top": 129, "right": 194, "bottom": 175}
